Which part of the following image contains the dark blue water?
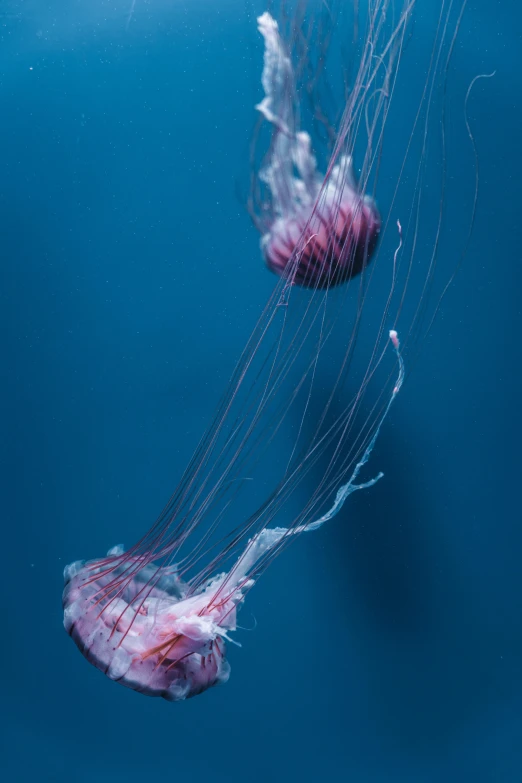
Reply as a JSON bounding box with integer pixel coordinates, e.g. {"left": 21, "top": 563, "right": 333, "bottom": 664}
{"left": 2, "top": 1, "right": 521, "bottom": 781}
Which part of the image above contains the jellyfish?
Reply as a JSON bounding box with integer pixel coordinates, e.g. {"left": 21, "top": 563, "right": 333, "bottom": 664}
{"left": 252, "top": 11, "right": 381, "bottom": 288}
{"left": 64, "top": 331, "right": 403, "bottom": 700}
{"left": 63, "top": 1, "right": 473, "bottom": 701}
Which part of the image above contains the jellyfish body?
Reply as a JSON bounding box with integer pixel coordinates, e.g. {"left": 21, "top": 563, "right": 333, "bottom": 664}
{"left": 262, "top": 152, "right": 381, "bottom": 287}
{"left": 63, "top": 528, "right": 298, "bottom": 700}
{"left": 255, "top": 12, "right": 381, "bottom": 288}
{"left": 63, "top": 548, "right": 237, "bottom": 700}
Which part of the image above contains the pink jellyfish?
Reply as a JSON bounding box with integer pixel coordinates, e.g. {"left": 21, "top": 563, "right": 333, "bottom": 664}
{"left": 64, "top": 332, "right": 404, "bottom": 700}
{"left": 253, "top": 12, "right": 381, "bottom": 288}
{"left": 63, "top": 1, "right": 474, "bottom": 701}
{"left": 64, "top": 326, "right": 403, "bottom": 700}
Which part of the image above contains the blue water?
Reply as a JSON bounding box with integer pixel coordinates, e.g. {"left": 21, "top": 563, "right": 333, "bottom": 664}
{"left": 2, "top": 1, "right": 521, "bottom": 781}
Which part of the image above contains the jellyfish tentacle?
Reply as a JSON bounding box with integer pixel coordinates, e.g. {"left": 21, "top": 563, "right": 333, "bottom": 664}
{"left": 222, "top": 329, "right": 404, "bottom": 590}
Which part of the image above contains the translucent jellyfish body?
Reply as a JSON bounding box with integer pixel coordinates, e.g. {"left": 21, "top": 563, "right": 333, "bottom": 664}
{"left": 255, "top": 13, "right": 380, "bottom": 288}
{"left": 63, "top": 527, "right": 305, "bottom": 700}
{"left": 63, "top": 548, "right": 237, "bottom": 700}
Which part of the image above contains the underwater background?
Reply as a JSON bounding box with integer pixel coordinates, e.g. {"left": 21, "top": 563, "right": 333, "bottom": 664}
{"left": 1, "top": 1, "right": 521, "bottom": 781}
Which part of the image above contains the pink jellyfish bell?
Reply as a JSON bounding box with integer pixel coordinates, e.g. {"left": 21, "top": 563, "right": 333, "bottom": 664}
{"left": 255, "top": 12, "right": 381, "bottom": 289}
{"left": 63, "top": 544, "right": 249, "bottom": 700}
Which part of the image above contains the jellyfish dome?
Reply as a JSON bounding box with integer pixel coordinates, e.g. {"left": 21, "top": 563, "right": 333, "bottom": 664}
{"left": 255, "top": 12, "right": 381, "bottom": 289}
{"left": 63, "top": 526, "right": 317, "bottom": 700}
{"left": 63, "top": 547, "right": 236, "bottom": 700}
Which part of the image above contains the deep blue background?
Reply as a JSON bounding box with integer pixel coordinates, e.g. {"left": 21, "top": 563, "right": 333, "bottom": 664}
{"left": 1, "top": 1, "right": 521, "bottom": 781}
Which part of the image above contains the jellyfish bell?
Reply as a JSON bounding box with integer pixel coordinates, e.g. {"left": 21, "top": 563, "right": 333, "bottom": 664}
{"left": 261, "top": 152, "right": 381, "bottom": 288}
{"left": 254, "top": 11, "right": 381, "bottom": 289}
{"left": 63, "top": 547, "right": 237, "bottom": 700}
{"left": 62, "top": 527, "right": 298, "bottom": 700}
